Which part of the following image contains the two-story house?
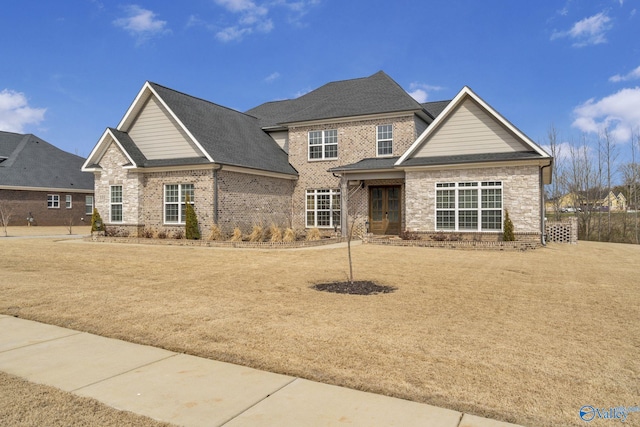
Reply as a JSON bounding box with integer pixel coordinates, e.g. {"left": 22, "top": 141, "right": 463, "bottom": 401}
{"left": 82, "top": 71, "right": 552, "bottom": 243}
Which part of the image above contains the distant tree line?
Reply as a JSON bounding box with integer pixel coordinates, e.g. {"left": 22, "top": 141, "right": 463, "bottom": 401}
{"left": 544, "top": 125, "right": 639, "bottom": 244}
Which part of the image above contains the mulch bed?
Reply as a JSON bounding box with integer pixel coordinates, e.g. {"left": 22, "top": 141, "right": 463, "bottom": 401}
{"left": 311, "top": 281, "right": 396, "bottom": 295}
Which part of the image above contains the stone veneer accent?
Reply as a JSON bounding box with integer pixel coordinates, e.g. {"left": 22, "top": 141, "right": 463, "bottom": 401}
{"left": 405, "top": 164, "right": 542, "bottom": 237}
{"left": 287, "top": 114, "right": 422, "bottom": 230}
{"left": 94, "top": 143, "right": 142, "bottom": 229}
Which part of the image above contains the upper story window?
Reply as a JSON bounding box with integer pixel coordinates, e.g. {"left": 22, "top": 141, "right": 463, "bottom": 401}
{"left": 308, "top": 130, "right": 338, "bottom": 160}
{"left": 47, "top": 194, "right": 59, "bottom": 209}
{"left": 110, "top": 185, "right": 123, "bottom": 223}
{"left": 164, "top": 184, "right": 194, "bottom": 224}
{"left": 377, "top": 124, "right": 393, "bottom": 157}
{"left": 435, "top": 181, "right": 503, "bottom": 231}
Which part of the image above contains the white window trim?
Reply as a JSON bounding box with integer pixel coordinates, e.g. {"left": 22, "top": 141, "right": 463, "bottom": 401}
{"left": 47, "top": 194, "right": 60, "bottom": 209}
{"left": 376, "top": 124, "right": 393, "bottom": 157}
{"left": 308, "top": 130, "right": 338, "bottom": 161}
{"left": 163, "top": 184, "right": 194, "bottom": 225}
{"left": 110, "top": 185, "right": 123, "bottom": 223}
{"left": 65, "top": 195, "right": 73, "bottom": 209}
{"left": 435, "top": 181, "right": 503, "bottom": 232}
{"left": 306, "top": 189, "right": 341, "bottom": 228}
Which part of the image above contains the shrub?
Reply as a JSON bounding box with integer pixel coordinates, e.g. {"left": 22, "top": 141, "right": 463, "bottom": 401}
{"left": 400, "top": 229, "right": 420, "bottom": 240}
{"left": 249, "top": 225, "right": 263, "bottom": 242}
{"left": 185, "top": 195, "right": 200, "bottom": 240}
{"left": 430, "top": 232, "right": 448, "bottom": 241}
{"left": 173, "top": 229, "right": 184, "bottom": 239}
{"left": 269, "top": 223, "right": 282, "bottom": 242}
{"left": 140, "top": 228, "right": 154, "bottom": 238}
{"left": 283, "top": 228, "right": 296, "bottom": 243}
{"left": 90, "top": 208, "right": 105, "bottom": 232}
{"left": 230, "top": 227, "right": 243, "bottom": 242}
{"left": 503, "top": 210, "right": 515, "bottom": 241}
{"left": 156, "top": 229, "right": 168, "bottom": 239}
{"left": 306, "top": 228, "right": 321, "bottom": 241}
{"left": 448, "top": 233, "right": 462, "bottom": 242}
{"left": 208, "top": 224, "right": 223, "bottom": 241}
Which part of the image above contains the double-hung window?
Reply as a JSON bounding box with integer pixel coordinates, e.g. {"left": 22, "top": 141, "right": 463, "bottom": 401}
{"left": 306, "top": 189, "right": 340, "bottom": 228}
{"left": 376, "top": 124, "right": 393, "bottom": 156}
{"left": 110, "top": 185, "right": 123, "bottom": 222}
{"left": 308, "top": 130, "right": 338, "bottom": 160}
{"left": 435, "top": 181, "right": 502, "bottom": 231}
{"left": 164, "top": 184, "right": 194, "bottom": 224}
{"left": 65, "top": 195, "right": 73, "bottom": 209}
{"left": 85, "top": 196, "right": 94, "bottom": 216}
{"left": 47, "top": 194, "right": 59, "bottom": 209}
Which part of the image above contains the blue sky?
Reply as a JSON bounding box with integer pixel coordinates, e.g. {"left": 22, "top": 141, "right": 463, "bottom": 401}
{"left": 1, "top": 0, "right": 639, "bottom": 167}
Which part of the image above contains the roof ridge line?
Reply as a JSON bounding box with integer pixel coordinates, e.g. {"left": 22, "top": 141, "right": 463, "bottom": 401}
{"left": 3, "top": 134, "right": 31, "bottom": 168}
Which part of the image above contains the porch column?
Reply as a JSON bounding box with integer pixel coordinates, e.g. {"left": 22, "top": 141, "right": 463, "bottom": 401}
{"left": 340, "top": 175, "right": 348, "bottom": 236}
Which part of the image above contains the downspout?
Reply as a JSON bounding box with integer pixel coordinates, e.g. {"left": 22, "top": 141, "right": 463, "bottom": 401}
{"left": 213, "top": 165, "right": 221, "bottom": 225}
{"left": 540, "top": 165, "right": 548, "bottom": 246}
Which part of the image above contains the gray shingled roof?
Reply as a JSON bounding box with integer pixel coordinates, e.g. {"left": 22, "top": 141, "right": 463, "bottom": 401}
{"left": 246, "top": 71, "right": 425, "bottom": 127}
{"left": 0, "top": 131, "right": 94, "bottom": 190}
{"left": 329, "top": 151, "right": 544, "bottom": 173}
{"left": 422, "top": 100, "right": 451, "bottom": 118}
{"left": 147, "top": 83, "right": 297, "bottom": 176}
{"left": 329, "top": 157, "right": 401, "bottom": 172}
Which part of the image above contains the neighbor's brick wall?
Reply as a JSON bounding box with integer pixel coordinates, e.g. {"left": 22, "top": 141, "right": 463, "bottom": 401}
{"left": 0, "top": 189, "right": 93, "bottom": 226}
{"left": 287, "top": 114, "right": 419, "bottom": 230}
{"left": 95, "top": 142, "right": 143, "bottom": 227}
{"left": 405, "top": 165, "right": 542, "bottom": 234}
{"left": 216, "top": 169, "right": 294, "bottom": 234}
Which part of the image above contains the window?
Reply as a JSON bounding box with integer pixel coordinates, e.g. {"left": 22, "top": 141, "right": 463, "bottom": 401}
{"left": 110, "top": 185, "right": 123, "bottom": 223}
{"left": 85, "top": 196, "right": 94, "bottom": 216}
{"left": 308, "top": 130, "right": 338, "bottom": 160}
{"left": 306, "top": 189, "right": 340, "bottom": 228}
{"left": 435, "top": 181, "right": 502, "bottom": 231}
{"left": 47, "top": 194, "right": 59, "bottom": 209}
{"left": 164, "top": 184, "right": 194, "bottom": 224}
{"left": 377, "top": 124, "right": 393, "bottom": 156}
{"left": 65, "top": 195, "right": 73, "bottom": 209}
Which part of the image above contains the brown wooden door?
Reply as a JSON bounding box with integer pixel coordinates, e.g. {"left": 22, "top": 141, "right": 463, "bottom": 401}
{"left": 369, "top": 186, "right": 401, "bottom": 235}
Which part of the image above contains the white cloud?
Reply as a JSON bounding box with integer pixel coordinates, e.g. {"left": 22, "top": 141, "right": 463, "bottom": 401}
{"left": 113, "top": 5, "right": 170, "bottom": 45}
{"left": 572, "top": 87, "right": 640, "bottom": 143}
{"left": 551, "top": 11, "right": 612, "bottom": 47}
{"left": 264, "top": 72, "right": 280, "bottom": 83}
{"left": 609, "top": 65, "right": 640, "bottom": 82}
{"left": 0, "top": 89, "right": 46, "bottom": 133}
{"left": 212, "top": 0, "right": 319, "bottom": 42}
{"left": 408, "top": 82, "right": 444, "bottom": 103}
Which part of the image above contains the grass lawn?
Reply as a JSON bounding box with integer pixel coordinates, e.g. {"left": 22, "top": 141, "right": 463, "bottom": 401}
{"left": 1, "top": 232, "right": 638, "bottom": 426}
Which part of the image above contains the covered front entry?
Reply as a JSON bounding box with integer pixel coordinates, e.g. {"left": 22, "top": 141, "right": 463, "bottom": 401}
{"left": 369, "top": 186, "right": 401, "bottom": 235}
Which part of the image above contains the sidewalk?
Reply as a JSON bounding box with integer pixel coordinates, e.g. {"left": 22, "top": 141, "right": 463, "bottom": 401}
{"left": 0, "top": 316, "right": 522, "bottom": 427}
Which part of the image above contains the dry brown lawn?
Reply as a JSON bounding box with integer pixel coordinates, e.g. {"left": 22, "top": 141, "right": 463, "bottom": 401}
{"left": 1, "top": 230, "right": 639, "bottom": 426}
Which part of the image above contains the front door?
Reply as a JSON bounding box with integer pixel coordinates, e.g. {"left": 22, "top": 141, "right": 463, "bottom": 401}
{"left": 369, "top": 186, "right": 401, "bottom": 235}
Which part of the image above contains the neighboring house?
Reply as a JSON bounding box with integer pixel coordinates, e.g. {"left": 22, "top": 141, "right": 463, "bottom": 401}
{"left": 599, "top": 191, "right": 627, "bottom": 212}
{"left": 0, "top": 131, "right": 94, "bottom": 226}
{"left": 82, "top": 71, "right": 553, "bottom": 243}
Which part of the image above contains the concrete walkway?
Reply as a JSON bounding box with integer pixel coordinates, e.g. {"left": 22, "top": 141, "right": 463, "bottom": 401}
{"left": 0, "top": 316, "right": 522, "bottom": 427}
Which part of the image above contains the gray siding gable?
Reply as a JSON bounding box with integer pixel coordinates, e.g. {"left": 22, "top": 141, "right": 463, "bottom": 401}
{"left": 148, "top": 83, "right": 297, "bottom": 176}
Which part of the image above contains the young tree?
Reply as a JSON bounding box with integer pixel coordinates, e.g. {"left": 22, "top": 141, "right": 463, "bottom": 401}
{"left": 545, "top": 124, "right": 565, "bottom": 220}
{"left": 91, "top": 208, "right": 105, "bottom": 232}
{"left": 344, "top": 181, "right": 366, "bottom": 284}
{"left": 0, "top": 199, "right": 13, "bottom": 237}
{"left": 601, "top": 128, "right": 618, "bottom": 241}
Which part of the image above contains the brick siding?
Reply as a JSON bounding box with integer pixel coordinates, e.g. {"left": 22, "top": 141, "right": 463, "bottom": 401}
{"left": 405, "top": 164, "right": 542, "bottom": 236}
{"left": 0, "top": 189, "right": 93, "bottom": 226}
